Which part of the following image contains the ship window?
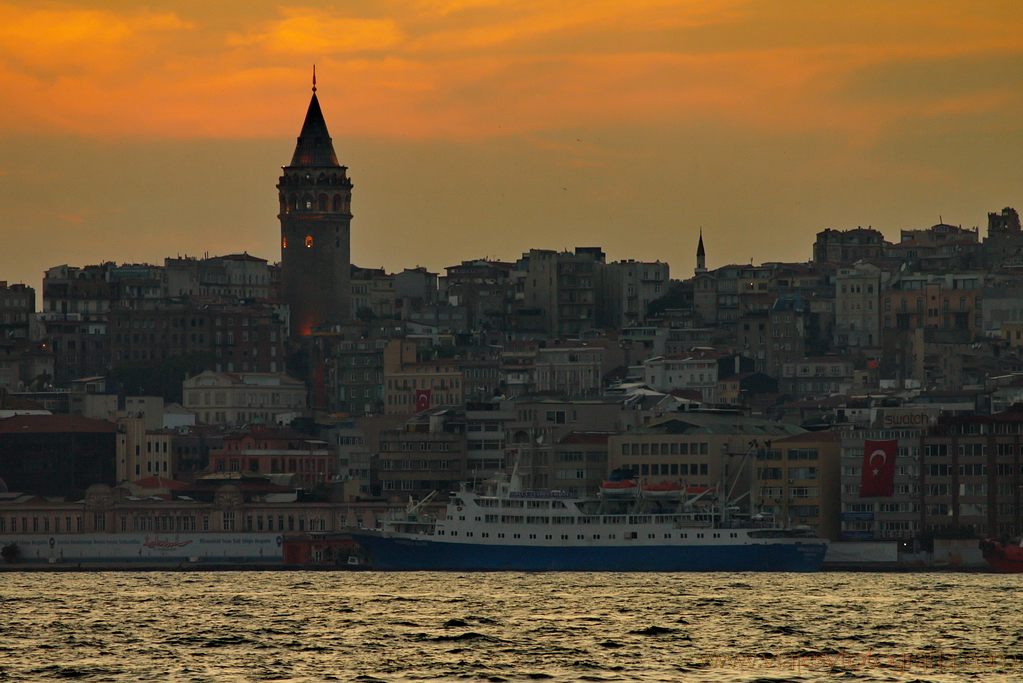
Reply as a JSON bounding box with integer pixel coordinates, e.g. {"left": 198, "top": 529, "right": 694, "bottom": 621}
{"left": 561, "top": 535, "right": 568, "bottom": 540}
{"left": 498, "top": 533, "right": 505, "bottom": 538}
{"left": 664, "top": 534, "right": 671, "bottom": 539}
{"left": 529, "top": 534, "right": 536, "bottom": 539}
{"left": 577, "top": 535, "right": 584, "bottom": 540}
{"left": 451, "top": 531, "right": 457, "bottom": 536}
{"left": 545, "top": 535, "right": 552, "bottom": 540}
{"left": 514, "top": 534, "right": 520, "bottom": 539}
{"left": 608, "top": 534, "right": 614, "bottom": 539}
{"left": 593, "top": 534, "right": 601, "bottom": 539}
{"left": 466, "top": 532, "right": 472, "bottom": 537}
{"left": 713, "top": 533, "right": 720, "bottom": 538}
{"left": 438, "top": 531, "right": 444, "bottom": 535}
{"left": 649, "top": 534, "right": 656, "bottom": 539}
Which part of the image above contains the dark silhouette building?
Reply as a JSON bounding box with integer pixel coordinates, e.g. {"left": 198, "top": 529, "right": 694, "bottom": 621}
{"left": 0, "top": 415, "right": 117, "bottom": 496}
{"left": 278, "top": 77, "right": 353, "bottom": 338}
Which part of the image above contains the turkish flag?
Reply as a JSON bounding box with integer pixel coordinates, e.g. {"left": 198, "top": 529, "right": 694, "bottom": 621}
{"left": 859, "top": 439, "right": 897, "bottom": 497}
{"left": 415, "top": 389, "right": 432, "bottom": 412}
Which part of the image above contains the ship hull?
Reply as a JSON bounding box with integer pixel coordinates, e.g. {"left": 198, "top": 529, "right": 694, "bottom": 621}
{"left": 980, "top": 539, "right": 1023, "bottom": 573}
{"left": 347, "top": 532, "right": 828, "bottom": 572}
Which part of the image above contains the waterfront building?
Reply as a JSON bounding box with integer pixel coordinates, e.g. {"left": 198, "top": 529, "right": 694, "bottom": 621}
{"left": 0, "top": 414, "right": 117, "bottom": 496}
{"left": 208, "top": 428, "right": 334, "bottom": 488}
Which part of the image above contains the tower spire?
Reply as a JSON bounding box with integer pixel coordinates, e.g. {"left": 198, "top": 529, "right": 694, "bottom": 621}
{"left": 288, "top": 77, "right": 339, "bottom": 167}
{"left": 695, "top": 228, "right": 707, "bottom": 275}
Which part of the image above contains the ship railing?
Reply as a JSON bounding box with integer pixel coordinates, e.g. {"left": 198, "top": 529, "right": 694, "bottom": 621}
{"left": 673, "top": 519, "right": 713, "bottom": 529}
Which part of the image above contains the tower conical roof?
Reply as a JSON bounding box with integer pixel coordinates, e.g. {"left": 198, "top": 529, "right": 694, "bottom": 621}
{"left": 696, "top": 231, "right": 705, "bottom": 257}
{"left": 289, "top": 93, "right": 340, "bottom": 167}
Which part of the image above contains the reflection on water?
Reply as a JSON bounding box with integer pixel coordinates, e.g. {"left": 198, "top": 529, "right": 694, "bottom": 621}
{"left": 0, "top": 571, "right": 1020, "bottom": 682}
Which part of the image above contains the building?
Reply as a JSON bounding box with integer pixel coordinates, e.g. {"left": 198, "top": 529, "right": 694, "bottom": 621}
{"left": 607, "top": 413, "right": 807, "bottom": 499}
{"left": 779, "top": 358, "right": 854, "bottom": 397}
{"left": 982, "top": 207, "right": 1023, "bottom": 266}
{"left": 376, "top": 410, "right": 468, "bottom": 500}
{"left": 550, "top": 431, "right": 613, "bottom": 496}
{"left": 383, "top": 340, "right": 463, "bottom": 414}
{"left": 164, "top": 253, "right": 272, "bottom": 300}
{"left": 534, "top": 346, "right": 604, "bottom": 395}
{"left": 812, "top": 227, "right": 887, "bottom": 264}
{"left": 523, "top": 247, "right": 604, "bottom": 337}
{"left": 278, "top": 81, "right": 353, "bottom": 337}
{"left": 441, "top": 259, "right": 518, "bottom": 331}
{"left": 0, "top": 414, "right": 118, "bottom": 495}
{"left": 108, "top": 301, "right": 287, "bottom": 373}
{"left": 834, "top": 262, "right": 883, "bottom": 348}
{"left": 756, "top": 431, "right": 841, "bottom": 540}
{"left": 599, "top": 260, "right": 669, "bottom": 329}
{"left": 881, "top": 272, "right": 983, "bottom": 334}
{"left": 641, "top": 353, "right": 721, "bottom": 401}
{"left": 0, "top": 282, "right": 34, "bottom": 341}
{"left": 182, "top": 371, "right": 307, "bottom": 425}
{"left": 116, "top": 417, "right": 173, "bottom": 482}
{"left": 208, "top": 428, "right": 334, "bottom": 488}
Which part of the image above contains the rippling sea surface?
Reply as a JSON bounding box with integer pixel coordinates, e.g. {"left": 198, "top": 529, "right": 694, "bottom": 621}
{"left": 1, "top": 571, "right": 1021, "bottom": 682}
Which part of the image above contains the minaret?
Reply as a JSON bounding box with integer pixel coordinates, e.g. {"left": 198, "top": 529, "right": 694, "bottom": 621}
{"left": 278, "top": 69, "right": 353, "bottom": 338}
{"left": 695, "top": 229, "right": 707, "bottom": 275}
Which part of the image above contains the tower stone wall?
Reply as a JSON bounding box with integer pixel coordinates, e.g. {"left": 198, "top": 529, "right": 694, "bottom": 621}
{"left": 278, "top": 89, "right": 352, "bottom": 338}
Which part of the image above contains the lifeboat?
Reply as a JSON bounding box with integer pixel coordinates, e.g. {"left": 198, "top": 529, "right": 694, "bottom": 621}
{"left": 641, "top": 481, "right": 685, "bottom": 500}
{"left": 980, "top": 537, "right": 1023, "bottom": 573}
{"left": 599, "top": 480, "right": 640, "bottom": 497}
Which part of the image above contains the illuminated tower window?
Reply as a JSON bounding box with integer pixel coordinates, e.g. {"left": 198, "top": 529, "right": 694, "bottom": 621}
{"left": 305, "top": 235, "right": 313, "bottom": 248}
{"left": 282, "top": 237, "right": 288, "bottom": 248}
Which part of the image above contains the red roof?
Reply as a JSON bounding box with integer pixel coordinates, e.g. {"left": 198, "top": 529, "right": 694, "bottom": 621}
{"left": 0, "top": 414, "right": 116, "bottom": 434}
{"left": 131, "top": 476, "right": 192, "bottom": 491}
{"left": 223, "top": 427, "right": 314, "bottom": 442}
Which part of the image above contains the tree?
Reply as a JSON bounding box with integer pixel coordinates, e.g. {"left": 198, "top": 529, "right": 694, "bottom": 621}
{"left": 1, "top": 543, "right": 19, "bottom": 564}
{"left": 647, "top": 282, "right": 691, "bottom": 318}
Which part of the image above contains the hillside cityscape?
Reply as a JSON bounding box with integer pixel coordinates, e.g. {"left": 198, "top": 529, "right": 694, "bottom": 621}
{"left": 3, "top": 86, "right": 1023, "bottom": 568}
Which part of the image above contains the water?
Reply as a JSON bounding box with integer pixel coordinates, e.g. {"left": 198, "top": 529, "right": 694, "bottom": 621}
{"left": 1, "top": 571, "right": 1020, "bottom": 682}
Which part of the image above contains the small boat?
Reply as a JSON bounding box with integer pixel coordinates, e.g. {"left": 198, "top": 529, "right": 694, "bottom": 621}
{"left": 599, "top": 480, "right": 639, "bottom": 497}
{"left": 641, "top": 481, "right": 685, "bottom": 499}
{"left": 980, "top": 537, "right": 1023, "bottom": 572}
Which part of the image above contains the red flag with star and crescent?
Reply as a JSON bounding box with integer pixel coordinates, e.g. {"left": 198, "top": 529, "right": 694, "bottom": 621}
{"left": 859, "top": 439, "right": 897, "bottom": 498}
{"left": 415, "top": 389, "right": 432, "bottom": 413}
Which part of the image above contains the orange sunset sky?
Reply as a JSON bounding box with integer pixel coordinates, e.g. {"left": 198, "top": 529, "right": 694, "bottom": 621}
{"left": 1, "top": 0, "right": 1021, "bottom": 292}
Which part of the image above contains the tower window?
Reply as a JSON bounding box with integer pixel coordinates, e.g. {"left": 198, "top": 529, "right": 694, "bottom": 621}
{"left": 305, "top": 236, "right": 313, "bottom": 248}
{"left": 282, "top": 237, "right": 287, "bottom": 249}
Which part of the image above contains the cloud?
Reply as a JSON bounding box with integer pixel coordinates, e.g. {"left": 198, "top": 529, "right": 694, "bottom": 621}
{"left": 0, "top": 2, "right": 191, "bottom": 75}
{"left": 227, "top": 8, "right": 404, "bottom": 54}
{"left": 0, "top": 0, "right": 1019, "bottom": 143}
